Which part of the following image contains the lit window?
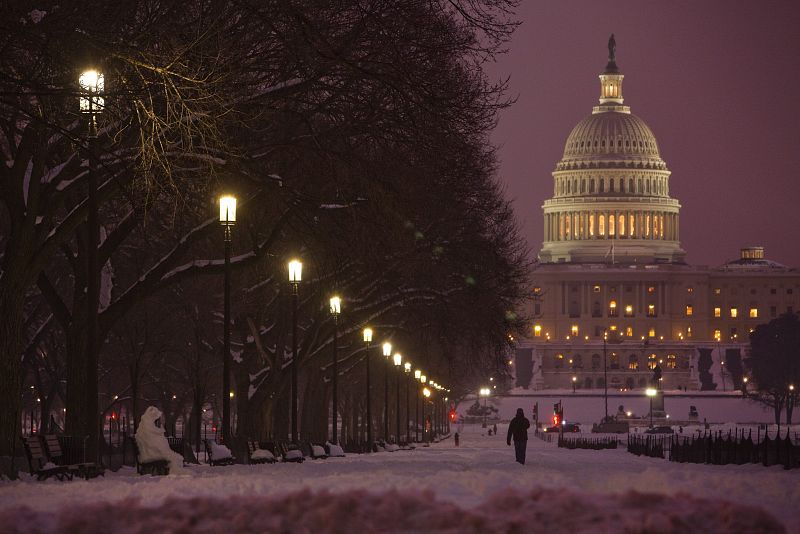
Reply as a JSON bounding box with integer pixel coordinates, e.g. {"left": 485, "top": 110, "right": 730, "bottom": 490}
{"left": 609, "top": 300, "right": 618, "bottom": 317}
{"left": 730, "top": 307, "right": 738, "bottom": 318}
{"left": 618, "top": 214, "right": 625, "bottom": 236}
{"left": 687, "top": 287, "right": 693, "bottom": 293}
{"left": 714, "top": 307, "right": 721, "bottom": 318}
{"left": 749, "top": 308, "right": 758, "bottom": 318}
{"left": 628, "top": 355, "right": 639, "bottom": 370}
{"left": 609, "top": 214, "right": 615, "bottom": 236}
{"left": 648, "top": 353, "right": 657, "bottom": 370}
{"left": 714, "top": 329, "right": 721, "bottom": 341}
{"left": 609, "top": 325, "right": 618, "bottom": 331}
{"left": 555, "top": 354, "right": 564, "bottom": 368}
{"left": 589, "top": 214, "right": 595, "bottom": 236}
{"left": 593, "top": 285, "right": 600, "bottom": 293}
{"left": 687, "top": 326, "right": 692, "bottom": 338}
{"left": 647, "top": 286, "right": 655, "bottom": 293}
{"left": 647, "top": 304, "right": 656, "bottom": 317}
{"left": 667, "top": 354, "right": 677, "bottom": 369}
{"left": 685, "top": 305, "right": 693, "bottom": 317}
{"left": 626, "top": 326, "right": 633, "bottom": 337}
{"left": 571, "top": 325, "right": 579, "bottom": 336}
{"left": 534, "top": 325, "right": 542, "bottom": 337}
{"left": 533, "top": 287, "right": 541, "bottom": 295}
{"left": 648, "top": 328, "right": 656, "bottom": 338}
{"left": 629, "top": 214, "right": 634, "bottom": 237}
{"left": 714, "top": 288, "right": 721, "bottom": 295}
{"left": 624, "top": 305, "right": 634, "bottom": 317}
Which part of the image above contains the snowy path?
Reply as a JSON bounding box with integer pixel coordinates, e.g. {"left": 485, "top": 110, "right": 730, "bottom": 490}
{"left": 1, "top": 425, "right": 797, "bottom": 531}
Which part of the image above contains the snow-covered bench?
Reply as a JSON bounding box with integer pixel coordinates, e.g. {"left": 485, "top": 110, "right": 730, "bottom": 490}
{"left": 22, "top": 436, "right": 71, "bottom": 481}
{"left": 204, "top": 439, "right": 236, "bottom": 466}
{"left": 130, "top": 438, "right": 170, "bottom": 476}
{"left": 247, "top": 441, "right": 277, "bottom": 464}
{"left": 325, "top": 442, "right": 346, "bottom": 458}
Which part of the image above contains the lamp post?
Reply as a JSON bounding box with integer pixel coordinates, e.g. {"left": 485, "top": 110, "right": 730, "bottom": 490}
{"left": 382, "top": 342, "right": 392, "bottom": 440}
{"left": 329, "top": 296, "right": 341, "bottom": 443}
{"left": 572, "top": 375, "right": 577, "bottom": 393}
{"left": 742, "top": 376, "right": 749, "bottom": 398}
{"left": 219, "top": 194, "right": 236, "bottom": 444}
{"left": 479, "top": 387, "right": 490, "bottom": 428}
{"left": 393, "top": 353, "right": 402, "bottom": 443}
{"left": 288, "top": 259, "right": 302, "bottom": 443}
{"left": 414, "top": 370, "right": 422, "bottom": 442}
{"left": 646, "top": 387, "right": 657, "bottom": 428}
{"left": 363, "top": 328, "right": 373, "bottom": 449}
{"left": 404, "top": 362, "right": 412, "bottom": 444}
{"left": 422, "top": 387, "right": 431, "bottom": 444}
{"left": 79, "top": 68, "right": 104, "bottom": 460}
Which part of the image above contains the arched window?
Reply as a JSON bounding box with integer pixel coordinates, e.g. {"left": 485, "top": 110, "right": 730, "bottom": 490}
{"left": 609, "top": 352, "right": 620, "bottom": 369}
{"left": 590, "top": 179, "right": 595, "bottom": 193}
{"left": 567, "top": 180, "right": 571, "bottom": 194}
{"left": 638, "top": 178, "right": 642, "bottom": 193}
{"left": 599, "top": 214, "right": 606, "bottom": 236}
{"left": 555, "top": 353, "right": 564, "bottom": 369}
{"left": 581, "top": 179, "right": 586, "bottom": 193}
{"left": 565, "top": 213, "right": 571, "bottom": 238}
{"left": 609, "top": 179, "right": 615, "bottom": 192}
{"left": 618, "top": 214, "right": 625, "bottom": 236}
{"left": 646, "top": 180, "right": 651, "bottom": 193}
{"left": 589, "top": 214, "right": 595, "bottom": 237}
{"left": 648, "top": 353, "right": 657, "bottom": 370}
{"left": 609, "top": 213, "right": 615, "bottom": 236}
{"left": 591, "top": 354, "right": 601, "bottom": 370}
{"left": 572, "top": 354, "right": 583, "bottom": 369}
{"left": 628, "top": 354, "right": 639, "bottom": 370}
{"left": 628, "top": 178, "right": 634, "bottom": 192}
{"left": 667, "top": 354, "right": 677, "bottom": 369}
{"left": 599, "top": 178, "right": 605, "bottom": 192}
{"left": 629, "top": 214, "right": 635, "bottom": 237}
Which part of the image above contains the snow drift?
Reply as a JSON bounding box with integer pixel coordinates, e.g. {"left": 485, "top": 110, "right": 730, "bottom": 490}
{"left": 0, "top": 487, "right": 783, "bottom": 533}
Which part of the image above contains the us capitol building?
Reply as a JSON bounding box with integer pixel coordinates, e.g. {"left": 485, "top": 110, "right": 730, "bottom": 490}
{"left": 514, "top": 38, "right": 800, "bottom": 391}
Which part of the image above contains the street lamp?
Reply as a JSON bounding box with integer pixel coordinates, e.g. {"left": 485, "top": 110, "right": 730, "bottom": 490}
{"left": 404, "top": 362, "right": 412, "bottom": 444}
{"left": 742, "top": 376, "right": 749, "bottom": 397}
{"left": 479, "top": 387, "right": 491, "bottom": 428}
{"left": 572, "top": 375, "right": 577, "bottom": 393}
{"left": 602, "top": 329, "right": 622, "bottom": 422}
{"left": 288, "top": 259, "right": 302, "bottom": 442}
{"left": 645, "top": 387, "right": 657, "bottom": 428}
{"left": 330, "top": 295, "right": 341, "bottom": 443}
{"left": 79, "top": 68, "right": 105, "bottom": 460}
{"left": 423, "top": 387, "right": 431, "bottom": 444}
{"left": 414, "top": 369, "right": 421, "bottom": 442}
{"left": 219, "top": 194, "right": 236, "bottom": 444}
{"left": 393, "top": 353, "right": 402, "bottom": 444}
{"left": 382, "top": 342, "right": 392, "bottom": 441}
{"left": 363, "top": 328, "right": 373, "bottom": 450}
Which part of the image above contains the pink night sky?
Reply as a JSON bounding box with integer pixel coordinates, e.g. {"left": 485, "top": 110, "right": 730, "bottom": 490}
{"left": 490, "top": 1, "right": 800, "bottom": 267}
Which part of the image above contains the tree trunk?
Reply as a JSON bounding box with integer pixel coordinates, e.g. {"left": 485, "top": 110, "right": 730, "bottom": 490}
{"left": 0, "top": 284, "right": 26, "bottom": 460}
{"left": 786, "top": 396, "right": 794, "bottom": 425}
{"left": 773, "top": 397, "right": 783, "bottom": 425}
{"left": 64, "top": 325, "right": 88, "bottom": 439}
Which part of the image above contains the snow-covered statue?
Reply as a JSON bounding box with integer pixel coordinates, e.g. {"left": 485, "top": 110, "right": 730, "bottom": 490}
{"left": 135, "top": 406, "right": 184, "bottom": 474}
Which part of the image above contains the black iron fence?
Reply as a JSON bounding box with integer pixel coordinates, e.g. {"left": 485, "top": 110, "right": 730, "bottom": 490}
{"left": 628, "top": 429, "right": 800, "bottom": 470}
{"left": 558, "top": 435, "right": 618, "bottom": 450}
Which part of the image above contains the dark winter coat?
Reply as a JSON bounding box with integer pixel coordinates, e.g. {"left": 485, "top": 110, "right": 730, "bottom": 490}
{"left": 507, "top": 413, "right": 530, "bottom": 444}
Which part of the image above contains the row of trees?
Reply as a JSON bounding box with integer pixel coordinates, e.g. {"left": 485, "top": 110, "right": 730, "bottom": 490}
{"left": 0, "top": 0, "right": 528, "bottom": 464}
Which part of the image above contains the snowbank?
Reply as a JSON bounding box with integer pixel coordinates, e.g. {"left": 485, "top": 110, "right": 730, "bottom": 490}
{"left": 0, "top": 487, "right": 783, "bottom": 533}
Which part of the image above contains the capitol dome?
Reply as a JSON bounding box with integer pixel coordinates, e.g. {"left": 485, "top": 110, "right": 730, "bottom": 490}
{"left": 538, "top": 37, "right": 685, "bottom": 265}
{"left": 559, "top": 112, "right": 665, "bottom": 169}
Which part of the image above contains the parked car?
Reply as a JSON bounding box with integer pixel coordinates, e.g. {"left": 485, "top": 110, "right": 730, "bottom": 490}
{"left": 543, "top": 423, "right": 581, "bottom": 433}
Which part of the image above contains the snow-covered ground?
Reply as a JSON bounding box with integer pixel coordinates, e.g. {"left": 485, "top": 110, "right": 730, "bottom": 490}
{"left": 1, "top": 424, "right": 796, "bottom": 532}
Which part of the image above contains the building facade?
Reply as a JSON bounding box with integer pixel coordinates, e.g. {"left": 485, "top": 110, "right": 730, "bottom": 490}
{"left": 514, "top": 43, "right": 800, "bottom": 391}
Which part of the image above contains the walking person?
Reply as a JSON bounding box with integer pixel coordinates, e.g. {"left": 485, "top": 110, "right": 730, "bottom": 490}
{"left": 506, "top": 408, "right": 531, "bottom": 465}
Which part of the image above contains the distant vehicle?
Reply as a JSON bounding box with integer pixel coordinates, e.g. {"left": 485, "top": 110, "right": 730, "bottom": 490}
{"left": 543, "top": 423, "right": 581, "bottom": 433}
{"left": 645, "top": 426, "right": 674, "bottom": 434}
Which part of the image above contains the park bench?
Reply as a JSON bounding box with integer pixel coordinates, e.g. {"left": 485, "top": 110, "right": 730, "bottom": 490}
{"left": 204, "top": 439, "right": 236, "bottom": 466}
{"left": 276, "top": 441, "right": 305, "bottom": 463}
{"left": 325, "top": 441, "right": 346, "bottom": 458}
{"left": 22, "top": 435, "right": 71, "bottom": 481}
{"left": 43, "top": 434, "right": 103, "bottom": 479}
{"left": 130, "top": 437, "right": 170, "bottom": 475}
{"left": 247, "top": 441, "right": 277, "bottom": 464}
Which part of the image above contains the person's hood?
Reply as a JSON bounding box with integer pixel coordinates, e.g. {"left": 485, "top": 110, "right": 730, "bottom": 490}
{"left": 515, "top": 408, "right": 525, "bottom": 418}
